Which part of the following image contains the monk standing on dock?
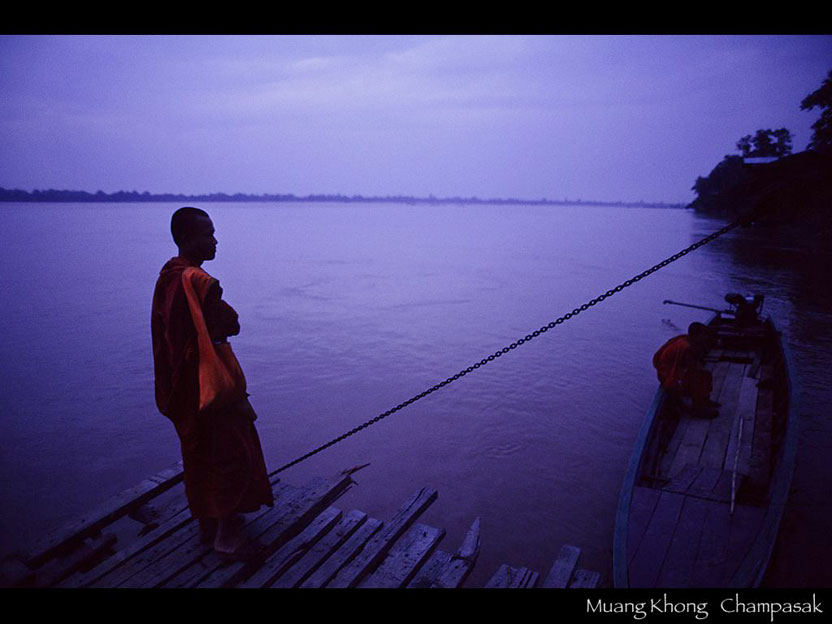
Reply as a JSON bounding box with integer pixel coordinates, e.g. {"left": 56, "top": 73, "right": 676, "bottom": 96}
{"left": 653, "top": 322, "right": 719, "bottom": 418}
{"left": 151, "top": 207, "right": 273, "bottom": 557}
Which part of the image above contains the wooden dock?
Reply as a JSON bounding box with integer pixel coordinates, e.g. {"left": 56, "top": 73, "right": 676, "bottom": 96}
{"left": 0, "top": 462, "right": 601, "bottom": 589}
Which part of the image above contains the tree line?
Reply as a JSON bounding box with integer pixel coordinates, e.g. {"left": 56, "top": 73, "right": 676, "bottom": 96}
{"left": 0, "top": 187, "right": 685, "bottom": 209}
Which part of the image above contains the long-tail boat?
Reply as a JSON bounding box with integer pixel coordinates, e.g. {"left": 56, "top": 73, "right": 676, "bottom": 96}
{"left": 614, "top": 293, "right": 799, "bottom": 587}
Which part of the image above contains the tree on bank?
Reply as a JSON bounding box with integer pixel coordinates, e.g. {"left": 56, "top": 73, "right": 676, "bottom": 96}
{"left": 801, "top": 69, "right": 832, "bottom": 153}
{"left": 735, "top": 128, "right": 793, "bottom": 158}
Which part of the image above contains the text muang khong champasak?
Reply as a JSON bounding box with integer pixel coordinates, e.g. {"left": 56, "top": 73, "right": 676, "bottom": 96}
{"left": 586, "top": 593, "right": 822, "bottom": 621}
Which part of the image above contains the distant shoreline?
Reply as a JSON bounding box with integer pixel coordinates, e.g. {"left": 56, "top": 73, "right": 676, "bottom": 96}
{"left": 0, "top": 187, "right": 687, "bottom": 209}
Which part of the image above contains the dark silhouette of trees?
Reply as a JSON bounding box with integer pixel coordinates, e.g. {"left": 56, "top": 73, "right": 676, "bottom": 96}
{"left": 801, "top": 69, "right": 832, "bottom": 153}
{"left": 735, "top": 128, "right": 793, "bottom": 158}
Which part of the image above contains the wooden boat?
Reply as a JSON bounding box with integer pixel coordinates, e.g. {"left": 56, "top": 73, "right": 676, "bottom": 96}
{"left": 613, "top": 293, "right": 799, "bottom": 587}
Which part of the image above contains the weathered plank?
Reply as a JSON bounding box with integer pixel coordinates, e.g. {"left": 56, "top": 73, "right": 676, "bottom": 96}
{"left": 656, "top": 496, "right": 710, "bottom": 587}
{"left": 58, "top": 504, "right": 194, "bottom": 588}
{"left": 25, "top": 461, "right": 184, "bottom": 567}
{"left": 663, "top": 464, "right": 702, "bottom": 495}
{"left": 690, "top": 498, "right": 732, "bottom": 586}
{"left": 359, "top": 522, "right": 445, "bottom": 588}
{"left": 301, "top": 517, "right": 384, "bottom": 588}
{"left": 668, "top": 417, "right": 711, "bottom": 479}
{"left": 687, "top": 467, "right": 724, "bottom": 500}
{"left": 627, "top": 486, "right": 661, "bottom": 565}
{"left": 699, "top": 363, "right": 746, "bottom": 469}
{"left": 94, "top": 482, "right": 295, "bottom": 588}
{"left": 628, "top": 490, "right": 685, "bottom": 588}
{"left": 406, "top": 550, "right": 453, "bottom": 588}
{"left": 723, "top": 373, "right": 758, "bottom": 473}
{"left": 540, "top": 544, "right": 580, "bottom": 588}
{"left": 431, "top": 517, "right": 481, "bottom": 588}
{"left": 32, "top": 533, "right": 117, "bottom": 588}
{"left": 569, "top": 568, "right": 601, "bottom": 588}
{"left": 191, "top": 473, "right": 355, "bottom": 588}
{"left": 484, "top": 564, "right": 538, "bottom": 588}
{"left": 240, "top": 507, "right": 342, "bottom": 588}
{"left": 744, "top": 387, "right": 774, "bottom": 497}
{"left": 326, "top": 487, "right": 438, "bottom": 588}
{"left": 270, "top": 509, "right": 368, "bottom": 588}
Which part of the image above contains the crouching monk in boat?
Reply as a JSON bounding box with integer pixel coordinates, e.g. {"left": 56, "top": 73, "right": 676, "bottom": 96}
{"left": 653, "top": 322, "right": 719, "bottom": 418}
{"left": 151, "top": 207, "right": 273, "bottom": 557}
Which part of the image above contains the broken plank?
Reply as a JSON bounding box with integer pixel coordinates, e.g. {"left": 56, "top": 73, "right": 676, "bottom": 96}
{"left": 326, "top": 487, "right": 438, "bottom": 588}
{"left": 59, "top": 505, "right": 193, "bottom": 588}
{"left": 240, "top": 507, "right": 342, "bottom": 588}
{"left": 569, "top": 568, "right": 601, "bottom": 588}
{"left": 270, "top": 509, "right": 368, "bottom": 588}
{"left": 25, "top": 461, "right": 184, "bottom": 567}
{"left": 301, "top": 517, "right": 384, "bottom": 588}
{"left": 33, "top": 533, "right": 117, "bottom": 588}
{"left": 359, "top": 522, "right": 445, "bottom": 588}
{"left": 431, "top": 517, "right": 481, "bottom": 588}
{"left": 406, "top": 550, "right": 452, "bottom": 588}
{"left": 484, "top": 564, "right": 538, "bottom": 588}
{"left": 540, "top": 545, "right": 580, "bottom": 588}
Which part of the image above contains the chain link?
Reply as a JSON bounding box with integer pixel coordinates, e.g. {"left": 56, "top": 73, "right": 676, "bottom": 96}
{"left": 270, "top": 213, "right": 746, "bottom": 475}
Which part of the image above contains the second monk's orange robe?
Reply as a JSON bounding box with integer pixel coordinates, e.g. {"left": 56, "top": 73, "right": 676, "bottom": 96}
{"left": 652, "top": 334, "right": 713, "bottom": 405}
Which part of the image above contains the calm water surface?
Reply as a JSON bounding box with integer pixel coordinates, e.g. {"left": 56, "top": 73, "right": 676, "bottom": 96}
{"left": 0, "top": 201, "right": 829, "bottom": 586}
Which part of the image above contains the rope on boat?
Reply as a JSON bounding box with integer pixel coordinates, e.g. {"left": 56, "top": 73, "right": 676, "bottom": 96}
{"left": 269, "top": 209, "right": 762, "bottom": 477}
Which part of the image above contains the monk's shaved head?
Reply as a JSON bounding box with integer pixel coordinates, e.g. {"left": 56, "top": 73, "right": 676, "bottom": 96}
{"left": 171, "top": 206, "right": 210, "bottom": 246}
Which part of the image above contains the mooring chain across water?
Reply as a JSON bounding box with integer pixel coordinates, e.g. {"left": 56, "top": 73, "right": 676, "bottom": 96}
{"left": 270, "top": 210, "right": 756, "bottom": 476}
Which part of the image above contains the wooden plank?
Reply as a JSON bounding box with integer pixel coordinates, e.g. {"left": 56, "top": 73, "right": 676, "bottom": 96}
{"left": 484, "top": 564, "right": 538, "bottom": 588}
{"left": 359, "top": 523, "right": 445, "bottom": 588}
{"left": 190, "top": 473, "right": 354, "bottom": 588}
{"left": 240, "top": 507, "right": 342, "bottom": 588}
{"left": 723, "top": 374, "right": 759, "bottom": 474}
{"left": 326, "top": 487, "right": 438, "bottom": 588}
{"left": 58, "top": 505, "right": 194, "bottom": 588}
{"left": 723, "top": 503, "right": 767, "bottom": 585}
{"left": 569, "top": 568, "right": 601, "bottom": 588}
{"left": 540, "top": 545, "right": 580, "bottom": 588}
{"left": 699, "top": 363, "right": 746, "bottom": 469}
{"left": 628, "top": 490, "right": 685, "bottom": 587}
{"left": 32, "top": 532, "right": 117, "bottom": 588}
{"left": 406, "top": 550, "right": 453, "bottom": 588}
{"left": 656, "top": 496, "right": 710, "bottom": 587}
{"left": 270, "top": 509, "right": 368, "bottom": 588}
{"left": 668, "top": 417, "right": 711, "bottom": 478}
{"left": 25, "top": 461, "right": 184, "bottom": 567}
{"left": 431, "top": 517, "right": 481, "bottom": 588}
{"left": 300, "top": 517, "right": 384, "bottom": 588}
{"left": 744, "top": 388, "right": 774, "bottom": 498}
{"left": 627, "top": 487, "right": 661, "bottom": 565}
{"left": 690, "top": 498, "right": 732, "bottom": 586}
{"left": 687, "top": 466, "right": 723, "bottom": 500}
{"left": 94, "top": 482, "right": 295, "bottom": 588}
{"left": 663, "top": 465, "right": 702, "bottom": 495}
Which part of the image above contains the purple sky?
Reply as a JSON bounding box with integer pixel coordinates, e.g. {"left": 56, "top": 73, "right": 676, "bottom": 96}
{"left": 1, "top": 35, "right": 830, "bottom": 203}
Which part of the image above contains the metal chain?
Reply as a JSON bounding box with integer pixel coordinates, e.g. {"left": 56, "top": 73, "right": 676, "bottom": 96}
{"left": 270, "top": 212, "right": 749, "bottom": 476}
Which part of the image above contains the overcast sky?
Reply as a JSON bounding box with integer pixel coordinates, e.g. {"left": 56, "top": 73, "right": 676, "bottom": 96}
{"left": 1, "top": 35, "right": 830, "bottom": 203}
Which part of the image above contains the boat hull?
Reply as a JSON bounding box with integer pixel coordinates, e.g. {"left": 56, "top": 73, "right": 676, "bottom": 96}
{"left": 613, "top": 313, "right": 798, "bottom": 588}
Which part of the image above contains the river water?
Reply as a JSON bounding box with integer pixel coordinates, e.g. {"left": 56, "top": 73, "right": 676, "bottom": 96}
{"left": 0, "top": 201, "right": 829, "bottom": 587}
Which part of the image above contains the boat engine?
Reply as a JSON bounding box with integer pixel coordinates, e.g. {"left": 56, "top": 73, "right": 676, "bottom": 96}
{"left": 724, "top": 293, "right": 764, "bottom": 325}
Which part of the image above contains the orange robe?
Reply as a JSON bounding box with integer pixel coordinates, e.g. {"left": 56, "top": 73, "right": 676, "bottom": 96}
{"left": 652, "top": 335, "right": 712, "bottom": 405}
{"left": 151, "top": 257, "right": 273, "bottom": 519}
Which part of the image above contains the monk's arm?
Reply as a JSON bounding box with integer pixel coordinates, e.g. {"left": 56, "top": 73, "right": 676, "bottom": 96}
{"left": 203, "top": 281, "right": 241, "bottom": 342}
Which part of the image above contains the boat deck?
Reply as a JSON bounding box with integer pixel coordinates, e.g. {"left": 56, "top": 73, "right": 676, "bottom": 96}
{"left": 1, "top": 462, "right": 601, "bottom": 589}
{"left": 625, "top": 338, "right": 780, "bottom": 587}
